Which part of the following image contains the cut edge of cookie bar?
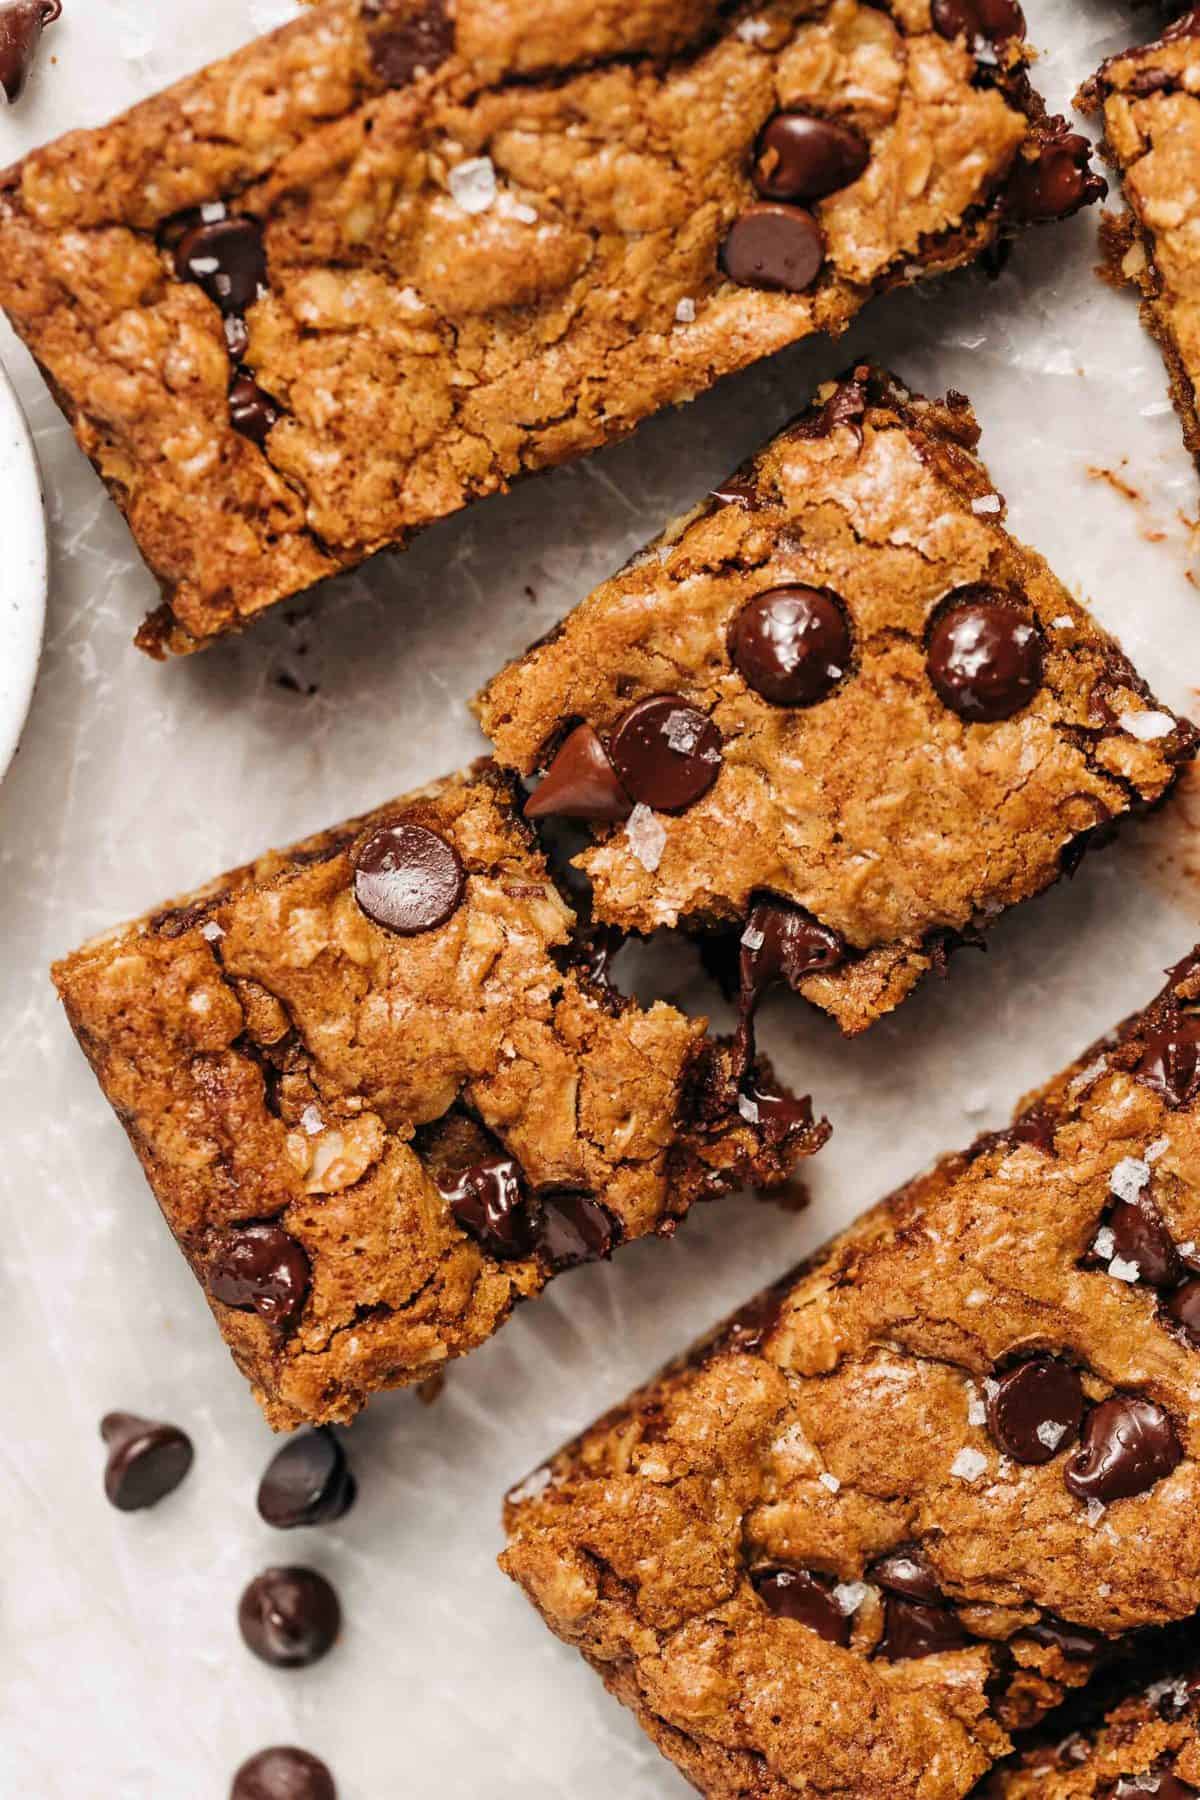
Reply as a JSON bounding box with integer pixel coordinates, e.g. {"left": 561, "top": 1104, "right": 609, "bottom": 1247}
{"left": 501, "top": 947, "right": 1200, "bottom": 1800}
{"left": 478, "top": 365, "right": 1196, "bottom": 1040}
{"left": 52, "top": 759, "right": 827, "bottom": 1430}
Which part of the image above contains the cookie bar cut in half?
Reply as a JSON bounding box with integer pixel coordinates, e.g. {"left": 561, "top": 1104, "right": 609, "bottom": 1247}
{"left": 478, "top": 367, "right": 1195, "bottom": 1038}
{"left": 503, "top": 951, "right": 1200, "bottom": 1800}
{"left": 1079, "top": 12, "right": 1200, "bottom": 476}
{"left": 52, "top": 764, "right": 825, "bottom": 1430}
{"left": 0, "top": 0, "right": 1100, "bottom": 656}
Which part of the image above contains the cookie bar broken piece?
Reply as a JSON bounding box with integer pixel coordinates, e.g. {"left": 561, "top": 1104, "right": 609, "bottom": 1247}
{"left": 1079, "top": 12, "right": 1200, "bottom": 477}
{"left": 0, "top": 0, "right": 1100, "bottom": 656}
{"left": 478, "top": 367, "right": 1195, "bottom": 1037}
{"left": 502, "top": 951, "right": 1200, "bottom": 1800}
{"left": 52, "top": 763, "right": 825, "bottom": 1430}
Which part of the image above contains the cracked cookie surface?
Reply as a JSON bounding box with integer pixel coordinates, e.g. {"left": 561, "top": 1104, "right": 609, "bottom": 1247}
{"left": 502, "top": 952, "right": 1200, "bottom": 1800}
{"left": 52, "top": 763, "right": 825, "bottom": 1429}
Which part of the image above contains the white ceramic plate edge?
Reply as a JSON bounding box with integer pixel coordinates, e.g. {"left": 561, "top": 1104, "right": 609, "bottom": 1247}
{"left": 0, "top": 360, "right": 48, "bottom": 785}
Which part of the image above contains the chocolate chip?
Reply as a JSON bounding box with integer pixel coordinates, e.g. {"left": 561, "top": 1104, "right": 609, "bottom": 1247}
{"left": 1064, "top": 1396, "right": 1182, "bottom": 1504}
{"left": 210, "top": 1223, "right": 310, "bottom": 1334}
{"left": 931, "top": 0, "right": 1025, "bottom": 44}
{"left": 439, "top": 1154, "right": 535, "bottom": 1259}
{"left": 237, "top": 1567, "right": 341, "bottom": 1669}
{"left": 364, "top": 0, "right": 454, "bottom": 85}
{"left": 571, "top": 922, "right": 625, "bottom": 987}
{"left": 537, "top": 1191, "right": 615, "bottom": 1267}
{"left": 524, "top": 723, "right": 632, "bottom": 822}
{"left": 353, "top": 821, "right": 465, "bottom": 935}
{"left": 722, "top": 1287, "right": 784, "bottom": 1355}
{"left": 1024, "top": 1616, "right": 1105, "bottom": 1661}
{"left": 608, "top": 695, "right": 722, "bottom": 813}
{"left": 711, "top": 478, "right": 765, "bottom": 510}
{"left": 1007, "top": 1104, "right": 1058, "bottom": 1152}
{"left": 100, "top": 1412, "right": 194, "bottom": 1511}
{"left": 871, "top": 1545, "right": 943, "bottom": 1604}
{"left": 225, "top": 314, "right": 251, "bottom": 362}
{"left": 257, "top": 1430, "right": 356, "bottom": 1530}
{"left": 1164, "top": 8, "right": 1200, "bottom": 41}
{"left": 1137, "top": 1019, "right": 1200, "bottom": 1108}
{"left": 1006, "top": 133, "right": 1104, "bottom": 223}
{"left": 231, "top": 1747, "right": 337, "bottom": 1800}
{"left": 1054, "top": 1733, "right": 1092, "bottom": 1768}
{"left": 739, "top": 899, "right": 846, "bottom": 1013}
{"left": 739, "top": 1072, "right": 815, "bottom": 1140}
{"left": 0, "top": 0, "right": 60, "bottom": 104}
{"left": 1100, "top": 1771, "right": 1197, "bottom": 1800}
{"left": 730, "top": 586, "right": 851, "bottom": 707}
{"left": 877, "top": 1595, "right": 971, "bottom": 1660}
{"left": 720, "top": 203, "right": 824, "bottom": 293}
{"left": 986, "top": 1358, "right": 1084, "bottom": 1464}
{"left": 174, "top": 217, "right": 268, "bottom": 316}
{"left": 1165, "top": 1279, "right": 1200, "bottom": 1346}
{"left": 754, "top": 113, "right": 870, "bottom": 203}
{"left": 1105, "top": 1197, "right": 1181, "bottom": 1289}
{"left": 926, "top": 592, "right": 1044, "bottom": 722}
{"left": 229, "top": 374, "right": 281, "bottom": 447}
{"left": 752, "top": 1567, "right": 850, "bottom": 1645}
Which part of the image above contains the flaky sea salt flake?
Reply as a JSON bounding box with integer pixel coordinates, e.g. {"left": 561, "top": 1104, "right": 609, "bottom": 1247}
{"left": 625, "top": 804, "right": 667, "bottom": 873}
{"left": 971, "top": 493, "right": 1002, "bottom": 515}
{"left": 818, "top": 1471, "right": 840, "bottom": 1493}
{"left": 1092, "top": 1225, "right": 1116, "bottom": 1261}
{"left": 833, "top": 1581, "right": 870, "bottom": 1615}
{"left": 950, "top": 1448, "right": 987, "bottom": 1483}
{"left": 1085, "top": 1497, "right": 1105, "bottom": 1526}
{"left": 1036, "top": 1420, "right": 1067, "bottom": 1451}
{"left": 738, "top": 1094, "right": 760, "bottom": 1125}
{"left": 200, "top": 919, "right": 225, "bottom": 943}
{"left": 1108, "top": 1255, "right": 1141, "bottom": 1284}
{"left": 1109, "top": 1156, "right": 1151, "bottom": 1202}
{"left": 449, "top": 156, "right": 498, "bottom": 214}
{"left": 665, "top": 710, "right": 703, "bottom": 754}
{"left": 736, "top": 15, "right": 772, "bottom": 41}
{"left": 675, "top": 297, "right": 697, "bottom": 323}
{"left": 1118, "top": 709, "right": 1176, "bottom": 741}
{"left": 741, "top": 924, "right": 765, "bottom": 952}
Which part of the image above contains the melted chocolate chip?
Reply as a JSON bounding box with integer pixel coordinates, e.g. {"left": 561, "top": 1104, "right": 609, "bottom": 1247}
{"left": 1024, "top": 1616, "right": 1105, "bottom": 1661}
{"left": 225, "top": 314, "right": 251, "bottom": 362}
{"left": 100, "top": 1412, "right": 194, "bottom": 1512}
{"left": 711, "top": 477, "right": 765, "bottom": 510}
{"left": 1165, "top": 1278, "right": 1200, "bottom": 1346}
{"left": 0, "top": 0, "right": 60, "bottom": 104}
{"left": 722, "top": 1287, "right": 784, "bottom": 1355}
{"left": 209, "top": 1223, "right": 310, "bottom": 1334}
{"left": 730, "top": 586, "right": 852, "bottom": 707}
{"left": 1137, "top": 1019, "right": 1200, "bottom": 1108}
{"left": 1006, "top": 133, "right": 1104, "bottom": 224}
{"left": 1061, "top": 816, "right": 1118, "bottom": 878}
{"left": 229, "top": 374, "right": 281, "bottom": 447}
{"left": 439, "top": 1155, "right": 535, "bottom": 1259}
{"left": 1064, "top": 1396, "right": 1182, "bottom": 1504}
{"left": 752, "top": 1567, "right": 850, "bottom": 1645}
{"left": 931, "top": 0, "right": 1025, "bottom": 43}
{"left": 926, "top": 593, "right": 1044, "bottom": 722}
{"left": 608, "top": 695, "right": 723, "bottom": 814}
{"left": 1100, "top": 1770, "right": 1197, "bottom": 1800}
{"left": 986, "top": 1358, "right": 1084, "bottom": 1464}
{"left": 524, "top": 723, "right": 632, "bottom": 822}
{"left": 571, "top": 921, "right": 625, "bottom": 987}
{"left": 364, "top": 0, "right": 454, "bottom": 85}
{"left": 174, "top": 217, "right": 267, "bottom": 316}
{"left": 537, "top": 1191, "right": 615, "bottom": 1267}
{"left": 353, "top": 821, "right": 465, "bottom": 935}
{"left": 754, "top": 113, "right": 870, "bottom": 204}
{"left": 238, "top": 1567, "right": 341, "bottom": 1669}
{"left": 739, "top": 899, "right": 846, "bottom": 1014}
{"left": 871, "top": 1545, "right": 942, "bottom": 1604}
{"left": 1105, "top": 1197, "right": 1182, "bottom": 1289}
{"left": 257, "top": 1430, "right": 356, "bottom": 1530}
{"left": 231, "top": 1747, "right": 337, "bottom": 1800}
{"left": 878, "top": 1595, "right": 970, "bottom": 1660}
{"left": 720, "top": 204, "right": 825, "bottom": 293}
{"left": 1164, "top": 8, "right": 1200, "bottom": 41}
{"left": 740, "top": 1072, "right": 815, "bottom": 1140}
{"left": 796, "top": 371, "right": 871, "bottom": 442}
{"left": 1007, "top": 1104, "right": 1059, "bottom": 1152}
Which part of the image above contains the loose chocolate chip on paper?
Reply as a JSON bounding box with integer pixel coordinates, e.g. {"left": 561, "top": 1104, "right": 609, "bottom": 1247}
{"left": 720, "top": 203, "right": 825, "bottom": 293}
{"left": 1137, "top": 1019, "right": 1200, "bottom": 1108}
{"left": 730, "top": 586, "right": 851, "bottom": 707}
{"left": 174, "top": 217, "right": 268, "bottom": 315}
{"left": 353, "top": 821, "right": 465, "bottom": 935}
{"left": 439, "top": 1155, "right": 535, "bottom": 1259}
{"left": 609, "top": 695, "right": 723, "bottom": 814}
{"left": 877, "top": 1595, "right": 971, "bottom": 1660}
{"left": 0, "top": 0, "right": 60, "bottom": 106}
{"left": 209, "top": 1223, "right": 311, "bottom": 1333}
{"left": 537, "top": 1191, "right": 615, "bottom": 1268}
{"left": 754, "top": 114, "right": 870, "bottom": 204}
{"left": 1064, "top": 1396, "right": 1182, "bottom": 1504}
{"left": 752, "top": 1567, "right": 850, "bottom": 1645}
{"left": 100, "top": 1412, "right": 194, "bottom": 1512}
{"left": 927, "top": 593, "right": 1044, "bottom": 722}
{"left": 931, "top": 0, "right": 1025, "bottom": 44}
{"left": 257, "top": 1430, "right": 356, "bottom": 1530}
{"left": 524, "top": 723, "right": 632, "bottom": 822}
{"left": 870, "top": 1545, "right": 943, "bottom": 1604}
{"left": 238, "top": 1566, "right": 341, "bottom": 1669}
{"left": 1006, "top": 133, "right": 1105, "bottom": 224}
{"left": 986, "top": 1358, "right": 1084, "bottom": 1464}
{"left": 231, "top": 1746, "right": 337, "bottom": 1800}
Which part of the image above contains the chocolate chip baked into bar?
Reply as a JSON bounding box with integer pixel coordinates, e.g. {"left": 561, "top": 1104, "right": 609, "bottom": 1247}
{"left": 478, "top": 368, "right": 1196, "bottom": 1037}
{"left": 52, "top": 764, "right": 825, "bottom": 1430}
{"left": 1079, "top": 11, "right": 1200, "bottom": 477}
{"left": 0, "top": 0, "right": 1100, "bottom": 656}
{"left": 502, "top": 950, "right": 1200, "bottom": 1800}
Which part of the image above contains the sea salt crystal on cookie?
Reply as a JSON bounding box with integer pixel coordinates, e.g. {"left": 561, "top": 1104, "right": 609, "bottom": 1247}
{"left": 819, "top": 1471, "right": 840, "bottom": 1493}
{"left": 1110, "top": 1156, "right": 1150, "bottom": 1202}
{"left": 626, "top": 805, "right": 667, "bottom": 872}
{"left": 1108, "top": 1255, "right": 1141, "bottom": 1284}
{"left": 950, "top": 1448, "right": 987, "bottom": 1483}
{"left": 449, "top": 157, "right": 498, "bottom": 214}
{"left": 833, "top": 1581, "right": 869, "bottom": 1615}
{"left": 1118, "top": 709, "right": 1176, "bottom": 741}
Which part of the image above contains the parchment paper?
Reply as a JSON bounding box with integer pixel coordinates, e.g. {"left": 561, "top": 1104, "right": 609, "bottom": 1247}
{"left": 3, "top": 2, "right": 1200, "bottom": 1793}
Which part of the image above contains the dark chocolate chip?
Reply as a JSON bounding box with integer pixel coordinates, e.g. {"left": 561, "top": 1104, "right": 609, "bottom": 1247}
{"left": 1061, "top": 816, "right": 1118, "bottom": 878}
{"left": 1165, "top": 1278, "right": 1200, "bottom": 1346}
{"left": 870, "top": 1545, "right": 943, "bottom": 1604}
{"left": 364, "top": 0, "right": 454, "bottom": 85}
{"left": 210, "top": 1223, "right": 310, "bottom": 1334}
{"left": 1024, "top": 1615, "right": 1105, "bottom": 1661}
{"left": 1064, "top": 1396, "right": 1182, "bottom": 1504}
{"left": 986, "top": 1358, "right": 1084, "bottom": 1464}
{"left": 730, "top": 586, "right": 852, "bottom": 707}
{"left": 739, "top": 1072, "right": 815, "bottom": 1140}
{"left": 0, "top": 0, "right": 60, "bottom": 104}
{"left": 1006, "top": 133, "right": 1104, "bottom": 223}
{"left": 1007, "top": 1105, "right": 1058, "bottom": 1152}
{"left": 237, "top": 1567, "right": 341, "bottom": 1669}
{"left": 229, "top": 374, "right": 282, "bottom": 447}
{"left": 100, "top": 1412, "right": 194, "bottom": 1512}
{"left": 1100, "top": 1771, "right": 1197, "bottom": 1800}
{"left": 878, "top": 1595, "right": 971, "bottom": 1659}
{"left": 225, "top": 314, "right": 251, "bottom": 361}
{"left": 524, "top": 723, "right": 632, "bottom": 822}
{"left": 1054, "top": 1733, "right": 1092, "bottom": 1768}
{"left": 257, "top": 1430, "right": 356, "bottom": 1530}
{"left": 926, "top": 592, "right": 1044, "bottom": 722}
{"left": 795, "top": 370, "right": 872, "bottom": 442}
{"left": 571, "top": 922, "right": 625, "bottom": 987}
{"left": 608, "top": 695, "right": 723, "bottom": 814}
{"left": 231, "top": 1746, "right": 337, "bottom": 1800}
{"left": 752, "top": 1567, "right": 850, "bottom": 1646}
{"left": 931, "top": 0, "right": 1025, "bottom": 44}
{"left": 1137, "top": 1019, "right": 1200, "bottom": 1108}
{"left": 754, "top": 113, "right": 870, "bottom": 203}
{"left": 711, "top": 478, "right": 765, "bottom": 510}
{"left": 722, "top": 1287, "right": 784, "bottom": 1355}
{"left": 1105, "top": 1197, "right": 1181, "bottom": 1290}
{"left": 353, "top": 821, "right": 465, "bottom": 935}
{"left": 739, "top": 899, "right": 846, "bottom": 1013}
{"left": 537, "top": 1191, "right": 615, "bottom": 1268}
{"left": 174, "top": 217, "right": 268, "bottom": 315}
{"left": 720, "top": 203, "right": 824, "bottom": 293}
{"left": 439, "top": 1154, "right": 535, "bottom": 1259}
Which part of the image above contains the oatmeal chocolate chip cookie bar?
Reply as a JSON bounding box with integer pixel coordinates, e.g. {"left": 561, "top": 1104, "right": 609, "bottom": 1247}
{"left": 0, "top": 0, "right": 1099, "bottom": 656}
{"left": 53, "top": 763, "right": 825, "bottom": 1430}
{"left": 1079, "top": 12, "right": 1200, "bottom": 479}
{"left": 478, "top": 367, "right": 1195, "bottom": 1039}
{"left": 502, "top": 950, "right": 1200, "bottom": 1800}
